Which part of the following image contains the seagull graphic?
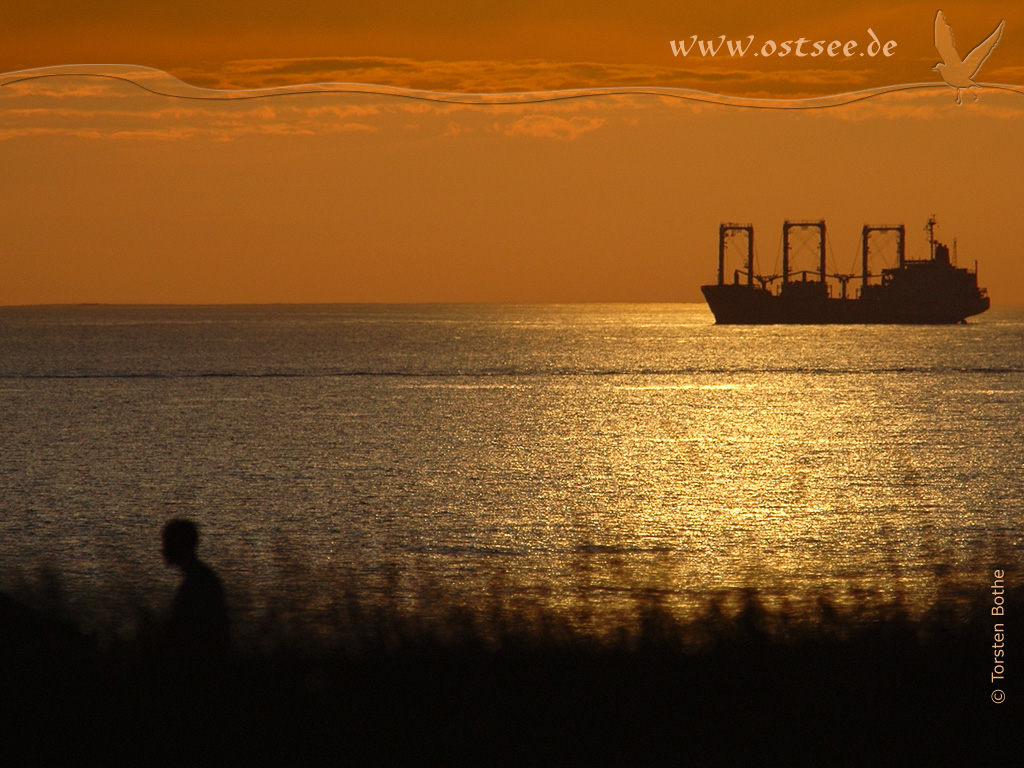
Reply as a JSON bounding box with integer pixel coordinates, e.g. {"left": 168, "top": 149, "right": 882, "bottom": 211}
{"left": 933, "top": 11, "right": 1004, "bottom": 105}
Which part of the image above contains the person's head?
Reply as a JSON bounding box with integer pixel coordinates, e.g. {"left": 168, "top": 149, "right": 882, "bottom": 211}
{"left": 162, "top": 518, "right": 199, "bottom": 568}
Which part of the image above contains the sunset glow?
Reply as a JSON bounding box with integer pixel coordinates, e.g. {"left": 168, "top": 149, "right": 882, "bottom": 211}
{"left": 1, "top": 1, "right": 1021, "bottom": 305}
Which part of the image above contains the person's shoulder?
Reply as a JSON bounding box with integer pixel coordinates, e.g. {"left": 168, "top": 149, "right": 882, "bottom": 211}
{"left": 186, "top": 560, "right": 225, "bottom": 590}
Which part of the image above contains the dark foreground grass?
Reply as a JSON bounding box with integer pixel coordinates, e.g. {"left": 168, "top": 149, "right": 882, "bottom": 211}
{"left": 2, "top": 586, "right": 1019, "bottom": 766}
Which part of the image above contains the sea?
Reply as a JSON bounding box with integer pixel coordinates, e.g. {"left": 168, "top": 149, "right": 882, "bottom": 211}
{"left": 1, "top": 303, "right": 1022, "bottom": 644}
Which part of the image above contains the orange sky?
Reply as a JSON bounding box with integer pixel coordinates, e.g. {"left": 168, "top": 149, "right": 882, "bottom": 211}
{"left": 3, "top": 2, "right": 1022, "bottom": 91}
{"left": 1, "top": 1, "right": 1022, "bottom": 305}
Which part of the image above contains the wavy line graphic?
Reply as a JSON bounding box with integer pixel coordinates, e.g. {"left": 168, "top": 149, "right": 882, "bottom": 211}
{"left": 3, "top": 64, "right": 1023, "bottom": 110}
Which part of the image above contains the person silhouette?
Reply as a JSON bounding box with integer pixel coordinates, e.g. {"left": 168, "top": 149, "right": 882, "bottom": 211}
{"left": 157, "top": 519, "right": 231, "bottom": 761}
{"left": 161, "top": 518, "right": 230, "bottom": 658}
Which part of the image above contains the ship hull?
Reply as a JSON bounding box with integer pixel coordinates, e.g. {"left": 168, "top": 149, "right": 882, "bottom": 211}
{"left": 701, "top": 284, "right": 990, "bottom": 325}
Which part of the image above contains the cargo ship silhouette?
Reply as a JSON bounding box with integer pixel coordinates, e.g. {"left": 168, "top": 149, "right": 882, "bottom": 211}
{"left": 701, "top": 217, "right": 989, "bottom": 324}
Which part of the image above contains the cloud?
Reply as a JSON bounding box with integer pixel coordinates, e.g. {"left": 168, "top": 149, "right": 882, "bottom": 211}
{"left": 500, "top": 114, "right": 606, "bottom": 140}
{"left": 802, "top": 85, "right": 1024, "bottom": 121}
{"left": 0, "top": 93, "right": 383, "bottom": 142}
{"left": 2, "top": 58, "right": 1021, "bottom": 144}
{"left": 0, "top": 80, "right": 128, "bottom": 100}
{"left": 0, "top": 64, "right": 633, "bottom": 142}
{"left": 168, "top": 55, "right": 890, "bottom": 97}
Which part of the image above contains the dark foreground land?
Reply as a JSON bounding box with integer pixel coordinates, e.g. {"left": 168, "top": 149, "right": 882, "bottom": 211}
{"left": 2, "top": 587, "right": 1018, "bottom": 766}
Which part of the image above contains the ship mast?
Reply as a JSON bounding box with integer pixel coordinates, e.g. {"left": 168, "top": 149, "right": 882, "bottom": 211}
{"left": 926, "top": 215, "right": 937, "bottom": 260}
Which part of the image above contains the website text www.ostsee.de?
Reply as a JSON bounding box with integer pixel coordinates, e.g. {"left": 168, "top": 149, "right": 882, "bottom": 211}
{"left": 670, "top": 29, "right": 897, "bottom": 59}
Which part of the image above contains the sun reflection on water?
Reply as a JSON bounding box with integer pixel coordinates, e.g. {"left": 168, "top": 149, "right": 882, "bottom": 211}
{"left": 0, "top": 305, "right": 1020, "bottom": 640}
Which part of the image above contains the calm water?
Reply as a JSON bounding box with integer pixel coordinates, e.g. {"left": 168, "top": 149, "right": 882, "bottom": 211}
{"left": 1, "top": 304, "right": 1022, "bottom": 640}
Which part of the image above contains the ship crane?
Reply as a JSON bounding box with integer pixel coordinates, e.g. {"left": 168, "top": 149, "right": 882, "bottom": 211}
{"left": 861, "top": 224, "right": 905, "bottom": 287}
